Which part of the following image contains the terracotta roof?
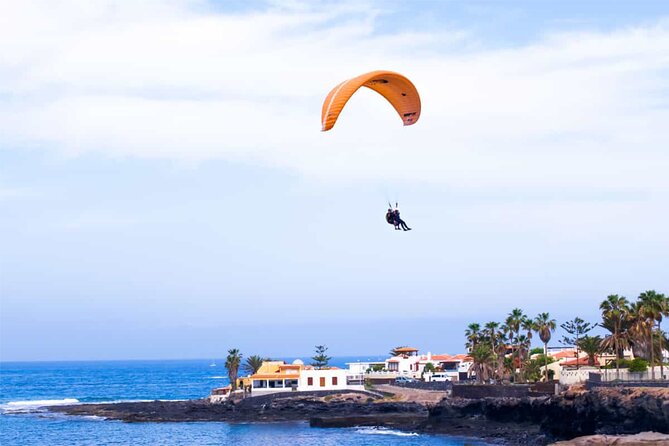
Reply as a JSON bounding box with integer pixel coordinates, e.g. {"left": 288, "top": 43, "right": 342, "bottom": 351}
{"left": 394, "top": 347, "right": 419, "bottom": 352}
{"left": 552, "top": 350, "right": 578, "bottom": 360}
{"left": 387, "top": 359, "right": 400, "bottom": 363}
{"left": 562, "top": 356, "right": 597, "bottom": 366}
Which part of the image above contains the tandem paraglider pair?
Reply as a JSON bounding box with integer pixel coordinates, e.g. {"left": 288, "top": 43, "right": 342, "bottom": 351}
{"left": 385, "top": 203, "right": 411, "bottom": 231}
{"left": 321, "top": 70, "right": 420, "bottom": 232}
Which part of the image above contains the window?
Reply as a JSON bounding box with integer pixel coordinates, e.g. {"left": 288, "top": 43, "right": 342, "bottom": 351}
{"left": 307, "top": 377, "right": 313, "bottom": 386}
{"left": 253, "top": 380, "right": 267, "bottom": 388}
{"left": 319, "top": 377, "right": 326, "bottom": 387}
{"left": 332, "top": 377, "right": 338, "bottom": 386}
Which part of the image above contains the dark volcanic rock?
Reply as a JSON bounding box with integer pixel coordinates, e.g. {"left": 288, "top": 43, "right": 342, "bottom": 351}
{"left": 425, "top": 388, "right": 669, "bottom": 444}
{"left": 48, "top": 390, "right": 425, "bottom": 424}
{"left": 47, "top": 387, "right": 668, "bottom": 446}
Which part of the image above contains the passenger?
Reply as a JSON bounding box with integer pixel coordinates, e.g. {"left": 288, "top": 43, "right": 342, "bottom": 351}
{"left": 394, "top": 207, "right": 411, "bottom": 231}
{"left": 386, "top": 208, "right": 400, "bottom": 230}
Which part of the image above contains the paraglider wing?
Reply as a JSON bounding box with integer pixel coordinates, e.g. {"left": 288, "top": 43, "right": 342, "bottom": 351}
{"left": 321, "top": 70, "right": 421, "bottom": 131}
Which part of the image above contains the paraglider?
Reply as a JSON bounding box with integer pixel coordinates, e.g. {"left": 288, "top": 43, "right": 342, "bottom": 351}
{"left": 385, "top": 203, "right": 411, "bottom": 231}
{"left": 321, "top": 70, "right": 421, "bottom": 132}
{"left": 322, "top": 70, "right": 419, "bottom": 232}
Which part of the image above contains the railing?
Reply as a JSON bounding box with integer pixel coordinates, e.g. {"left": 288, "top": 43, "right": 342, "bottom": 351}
{"left": 560, "top": 366, "right": 668, "bottom": 385}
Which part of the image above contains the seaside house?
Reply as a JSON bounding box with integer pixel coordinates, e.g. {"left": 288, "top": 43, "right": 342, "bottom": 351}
{"left": 432, "top": 354, "right": 473, "bottom": 381}
{"left": 245, "top": 360, "right": 363, "bottom": 396}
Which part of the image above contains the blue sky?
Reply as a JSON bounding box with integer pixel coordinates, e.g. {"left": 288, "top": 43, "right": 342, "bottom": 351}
{"left": 1, "top": 0, "right": 668, "bottom": 361}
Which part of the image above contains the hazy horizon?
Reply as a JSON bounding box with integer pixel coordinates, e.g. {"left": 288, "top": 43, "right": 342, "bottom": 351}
{"left": 2, "top": 0, "right": 668, "bottom": 362}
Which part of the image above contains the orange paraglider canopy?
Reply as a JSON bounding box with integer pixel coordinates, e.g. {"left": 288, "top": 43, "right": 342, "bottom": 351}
{"left": 321, "top": 70, "right": 421, "bottom": 131}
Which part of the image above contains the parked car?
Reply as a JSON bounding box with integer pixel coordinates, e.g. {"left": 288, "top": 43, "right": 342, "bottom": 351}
{"left": 395, "top": 376, "right": 416, "bottom": 384}
{"left": 430, "top": 373, "right": 451, "bottom": 382}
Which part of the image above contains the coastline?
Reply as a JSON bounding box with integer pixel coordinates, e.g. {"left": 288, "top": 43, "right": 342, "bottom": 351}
{"left": 46, "top": 387, "right": 669, "bottom": 445}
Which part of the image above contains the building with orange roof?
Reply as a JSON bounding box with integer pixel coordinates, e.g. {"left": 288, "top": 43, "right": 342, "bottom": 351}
{"left": 245, "top": 359, "right": 363, "bottom": 396}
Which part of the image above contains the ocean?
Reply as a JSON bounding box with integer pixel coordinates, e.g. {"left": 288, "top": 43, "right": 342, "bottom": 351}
{"left": 0, "top": 358, "right": 490, "bottom": 445}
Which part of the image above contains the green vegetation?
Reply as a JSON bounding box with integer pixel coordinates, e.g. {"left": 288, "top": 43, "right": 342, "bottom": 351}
{"left": 629, "top": 358, "right": 649, "bottom": 373}
{"left": 311, "top": 345, "right": 332, "bottom": 369}
{"left": 578, "top": 335, "right": 603, "bottom": 367}
{"left": 367, "top": 364, "right": 384, "bottom": 372}
{"left": 464, "top": 289, "right": 668, "bottom": 383}
{"left": 242, "top": 354, "right": 270, "bottom": 375}
{"left": 225, "top": 348, "right": 242, "bottom": 390}
{"left": 560, "top": 317, "right": 594, "bottom": 370}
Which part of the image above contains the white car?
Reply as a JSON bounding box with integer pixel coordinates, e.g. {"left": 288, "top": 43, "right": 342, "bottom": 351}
{"left": 430, "top": 373, "right": 451, "bottom": 382}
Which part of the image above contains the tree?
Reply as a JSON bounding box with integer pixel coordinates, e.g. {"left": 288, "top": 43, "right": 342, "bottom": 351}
{"left": 484, "top": 321, "right": 501, "bottom": 380}
{"left": 534, "top": 312, "right": 557, "bottom": 381}
{"left": 423, "top": 362, "right": 436, "bottom": 374}
{"left": 505, "top": 308, "right": 525, "bottom": 382}
{"left": 465, "top": 323, "right": 481, "bottom": 352}
{"left": 242, "top": 355, "right": 268, "bottom": 375}
{"left": 600, "top": 294, "right": 630, "bottom": 380}
{"left": 225, "top": 348, "right": 242, "bottom": 391}
{"left": 578, "top": 335, "right": 602, "bottom": 367}
{"left": 516, "top": 334, "right": 531, "bottom": 382}
{"left": 470, "top": 344, "right": 494, "bottom": 383}
{"left": 628, "top": 301, "right": 653, "bottom": 361}
{"left": 638, "top": 290, "right": 667, "bottom": 380}
{"left": 560, "top": 317, "right": 593, "bottom": 370}
{"left": 311, "top": 345, "right": 331, "bottom": 369}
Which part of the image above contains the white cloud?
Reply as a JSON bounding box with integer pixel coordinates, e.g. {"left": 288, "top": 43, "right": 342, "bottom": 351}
{"left": 1, "top": 1, "right": 668, "bottom": 196}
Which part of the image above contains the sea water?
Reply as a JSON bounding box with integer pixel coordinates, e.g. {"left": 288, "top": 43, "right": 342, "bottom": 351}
{"left": 0, "top": 358, "right": 489, "bottom": 445}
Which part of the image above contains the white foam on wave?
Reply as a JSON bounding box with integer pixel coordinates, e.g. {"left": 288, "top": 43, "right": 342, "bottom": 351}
{"left": 1, "top": 398, "right": 80, "bottom": 414}
{"left": 209, "top": 376, "right": 227, "bottom": 379}
{"left": 355, "top": 427, "right": 419, "bottom": 437}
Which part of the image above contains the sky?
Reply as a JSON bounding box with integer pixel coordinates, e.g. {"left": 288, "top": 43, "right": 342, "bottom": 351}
{"left": 1, "top": 0, "right": 668, "bottom": 361}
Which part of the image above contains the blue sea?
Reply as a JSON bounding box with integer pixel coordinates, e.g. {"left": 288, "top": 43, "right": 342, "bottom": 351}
{"left": 0, "top": 358, "right": 490, "bottom": 445}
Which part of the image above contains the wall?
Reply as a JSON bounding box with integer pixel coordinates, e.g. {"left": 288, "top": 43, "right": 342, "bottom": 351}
{"left": 451, "top": 384, "right": 531, "bottom": 399}
{"left": 559, "top": 368, "right": 596, "bottom": 385}
{"left": 561, "top": 366, "right": 668, "bottom": 385}
{"left": 298, "top": 369, "right": 350, "bottom": 391}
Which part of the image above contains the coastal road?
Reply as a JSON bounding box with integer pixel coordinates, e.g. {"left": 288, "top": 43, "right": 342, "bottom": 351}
{"left": 375, "top": 385, "right": 447, "bottom": 405}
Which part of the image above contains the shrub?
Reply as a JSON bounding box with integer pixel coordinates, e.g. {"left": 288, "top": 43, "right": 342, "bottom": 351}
{"left": 530, "top": 347, "right": 544, "bottom": 356}
{"left": 628, "top": 358, "right": 648, "bottom": 373}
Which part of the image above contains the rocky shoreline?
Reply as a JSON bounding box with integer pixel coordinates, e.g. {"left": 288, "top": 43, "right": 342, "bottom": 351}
{"left": 47, "top": 387, "right": 669, "bottom": 445}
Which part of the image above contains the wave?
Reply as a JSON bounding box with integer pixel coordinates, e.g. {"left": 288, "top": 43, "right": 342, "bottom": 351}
{"left": 209, "top": 376, "right": 228, "bottom": 379}
{"left": 1, "top": 398, "right": 80, "bottom": 414}
{"left": 355, "top": 427, "right": 419, "bottom": 437}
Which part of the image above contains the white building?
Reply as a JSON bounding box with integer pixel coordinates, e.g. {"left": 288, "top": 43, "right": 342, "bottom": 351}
{"left": 246, "top": 360, "right": 364, "bottom": 396}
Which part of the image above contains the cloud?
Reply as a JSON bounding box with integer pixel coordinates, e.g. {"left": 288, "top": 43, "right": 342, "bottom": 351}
{"left": 1, "top": 1, "right": 668, "bottom": 196}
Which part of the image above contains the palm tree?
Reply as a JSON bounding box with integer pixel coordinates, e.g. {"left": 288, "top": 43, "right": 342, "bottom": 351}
{"left": 578, "top": 335, "right": 602, "bottom": 366}
{"left": 225, "top": 348, "right": 242, "bottom": 390}
{"left": 505, "top": 308, "right": 525, "bottom": 382}
{"left": 638, "top": 290, "right": 667, "bottom": 379}
{"left": 657, "top": 293, "right": 669, "bottom": 379}
{"left": 242, "top": 355, "right": 267, "bottom": 375}
{"left": 534, "top": 312, "right": 557, "bottom": 381}
{"left": 600, "top": 294, "right": 630, "bottom": 380}
{"left": 465, "top": 323, "right": 482, "bottom": 352}
{"left": 516, "top": 334, "right": 532, "bottom": 382}
{"left": 628, "top": 301, "right": 651, "bottom": 361}
{"left": 484, "top": 321, "right": 501, "bottom": 380}
{"left": 519, "top": 316, "right": 536, "bottom": 382}
{"left": 470, "top": 344, "right": 494, "bottom": 383}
